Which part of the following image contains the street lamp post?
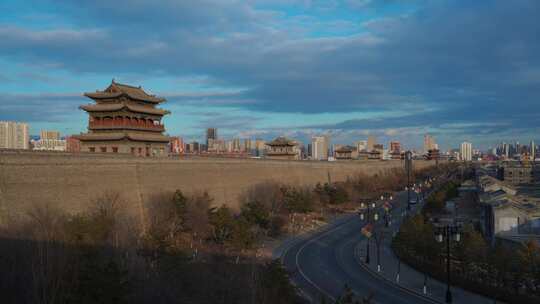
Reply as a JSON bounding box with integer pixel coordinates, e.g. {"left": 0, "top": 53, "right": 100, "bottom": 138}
{"left": 359, "top": 202, "right": 378, "bottom": 264}
{"left": 381, "top": 195, "right": 393, "bottom": 227}
{"left": 415, "top": 186, "right": 421, "bottom": 205}
{"left": 435, "top": 224, "right": 461, "bottom": 304}
{"left": 396, "top": 258, "right": 401, "bottom": 283}
{"left": 405, "top": 151, "right": 413, "bottom": 211}
{"left": 376, "top": 232, "right": 382, "bottom": 272}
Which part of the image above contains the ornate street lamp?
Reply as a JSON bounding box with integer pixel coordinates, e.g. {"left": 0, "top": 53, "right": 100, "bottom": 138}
{"left": 435, "top": 224, "right": 461, "bottom": 303}
{"left": 359, "top": 202, "right": 378, "bottom": 264}
{"left": 383, "top": 201, "right": 392, "bottom": 227}
{"left": 404, "top": 150, "right": 413, "bottom": 211}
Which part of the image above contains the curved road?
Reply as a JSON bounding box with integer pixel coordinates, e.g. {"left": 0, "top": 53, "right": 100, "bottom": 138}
{"left": 281, "top": 212, "right": 438, "bottom": 304}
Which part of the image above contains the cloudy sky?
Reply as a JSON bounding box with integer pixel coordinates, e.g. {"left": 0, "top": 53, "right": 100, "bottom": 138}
{"left": 1, "top": 0, "right": 539, "bottom": 150}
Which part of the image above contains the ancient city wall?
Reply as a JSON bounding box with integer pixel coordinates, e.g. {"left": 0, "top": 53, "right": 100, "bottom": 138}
{"left": 0, "top": 150, "right": 435, "bottom": 224}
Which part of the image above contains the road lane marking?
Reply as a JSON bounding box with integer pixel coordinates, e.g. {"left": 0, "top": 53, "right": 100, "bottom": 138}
{"left": 293, "top": 217, "right": 358, "bottom": 302}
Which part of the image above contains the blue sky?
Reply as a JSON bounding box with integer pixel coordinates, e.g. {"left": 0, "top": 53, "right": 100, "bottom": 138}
{"left": 1, "top": 0, "right": 539, "bottom": 150}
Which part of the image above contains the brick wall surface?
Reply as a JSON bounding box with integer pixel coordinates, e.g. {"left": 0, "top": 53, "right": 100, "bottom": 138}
{"left": 0, "top": 150, "right": 434, "bottom": 224}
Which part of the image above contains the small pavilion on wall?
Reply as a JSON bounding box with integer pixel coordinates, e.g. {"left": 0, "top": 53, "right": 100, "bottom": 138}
{"left": 76, "top": 80, "right": 170, "bottom": 157}
{"left": 265, "top": 136, "right": 298, "bottom": 160}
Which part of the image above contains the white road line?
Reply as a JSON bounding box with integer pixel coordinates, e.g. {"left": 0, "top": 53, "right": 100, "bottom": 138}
{"left": 333, "top": 233, "right": 383, "bottom": 304}
{"left": 293, "top": 217, "right": 356, "bottom": 302}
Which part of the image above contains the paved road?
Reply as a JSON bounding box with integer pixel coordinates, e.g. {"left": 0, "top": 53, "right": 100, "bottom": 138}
{"left": 280, "top": 193, "right": 440, "bottom": 304}
{"left": 279, "top": 186, "right": 494, "bottom": 304}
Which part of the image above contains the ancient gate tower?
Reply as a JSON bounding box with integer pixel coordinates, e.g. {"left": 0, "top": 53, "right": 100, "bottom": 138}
{"left": 76, "top": 80, "right": 170, "bottom": 157}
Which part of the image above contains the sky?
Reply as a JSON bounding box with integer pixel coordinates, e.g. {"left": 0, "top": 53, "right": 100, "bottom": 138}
{"left": 1, "top": 0, "right": 539, "bottom": 150}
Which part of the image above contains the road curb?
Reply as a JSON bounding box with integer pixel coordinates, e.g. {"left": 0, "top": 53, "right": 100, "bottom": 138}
{"left": 353, "top": 240, "right": 444, "bottom": 304}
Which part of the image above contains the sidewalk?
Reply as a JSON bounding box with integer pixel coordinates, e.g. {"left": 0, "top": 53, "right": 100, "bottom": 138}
{"left": 357, "top": 198, "right": 497, "bottom": 304}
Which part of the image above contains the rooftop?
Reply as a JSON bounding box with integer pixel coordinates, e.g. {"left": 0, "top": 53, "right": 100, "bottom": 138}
{"left": 266, "top": 136, "right": 297, "bottom": 147}
{"left": 478, "top": 174, "right": 540, "bottom": 214}
{"left": 80, "top": 102, "right": 169, "bottom": 116}
{"left": 84, "top": 80, "right": 165, "bottom": 104}
{"left": 335, "top": 145, "right": 354, "bottom": 153}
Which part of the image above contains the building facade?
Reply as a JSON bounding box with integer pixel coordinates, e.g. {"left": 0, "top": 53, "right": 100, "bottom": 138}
{"left": 32, "top": 138, "right": 67, "bottom": 151}
{"left": 334, "top": 145, "right": 354, "bottom": 160}
{"left": 311, "top": 135, "right": 329, "bottom": 160}
{"left": 389, "top": 141, "right": 401, "bottom": 153}
{"left": 423, "top": 134, "right": 437, "bottom": 154}
{"left": 427, "top": 149, "right": 440, "bottom": 161}
{"left": 0, "top": 121, "right": 29, "bottom": 149}
{"left": 503, "top": 163, "right": 540, "bottom": 185}
{"left": 265, "top": 137, "right": 298, "bottom": 160}
{"left": 169, "top": 137, "right": 184, "bottom": 154}
{"left": 460, "top": 141, "right": 472, "bottom": 161}
{"left": 367, "top": 135, "right": 376, "bottom": 152}
{"left": 40, "top": 130, "right": 60, "bottom": 140}
{"left": 32, "top": 129, "right": 66, "bottom": 151}
{"left": 478, "top": 174, "right": 540, "bottom": 244}
{"left": 356, "top": 140, "right": 367, "bottom": 152}
{"left": 76, "top": 80, "right": 170, "bottom": 157}
{"left": 66, "top": 136, "right": 81, "bottom": 153}
{"left": 255, "top": 139, "right": 266, "bottom": 157}
{"left": 206, "top": 128, "right": 217, "bottom": 149}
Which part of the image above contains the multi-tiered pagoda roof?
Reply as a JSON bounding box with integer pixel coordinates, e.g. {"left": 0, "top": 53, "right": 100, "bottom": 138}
{"left": 76, "top": 80, "right": 171, "bottom": 156}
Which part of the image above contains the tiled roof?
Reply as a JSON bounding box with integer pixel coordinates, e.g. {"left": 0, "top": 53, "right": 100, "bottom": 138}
{"left": 80, "top": 103, "right": 124, "bottom": 112}
{"left": 335, "top": 145, "right": 354, "bottom": 153}
{"left": 80, "top": 103, "right": 169, "bottom": 115}
{"left": 76, "top": 132, "right": 170, "bottom": 143}
{"left": 84, "top": 80, "right": 165, "bottom": 103}
{"left": 266, "top": 136, "right": 297, "bottom": 146}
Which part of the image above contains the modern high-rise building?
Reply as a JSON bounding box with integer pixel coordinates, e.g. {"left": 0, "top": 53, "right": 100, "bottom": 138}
{"left": 460, "top": 141, "right": 473, "bottom": 161}
{"left": 367, "top": 135, "right": 376, "bottom": 152}
{"left": 226, "top": 140, "right": 233, "bottom": 153}
{"left": 255, "top": 138, "right": 266, "bottom": 156}
{"left": 232, "top": 138, "right": 241, "bottom": 152}
{"left": 206, "top": 128, "right": 217, "bottom": 148}
{"left": 530, "top": 140, "right": 536, "bottom": 160}
{"left": 0, "top": 121, "right": 29, "bottom": 150}
{"left": 502, "top": 142, "right": 510, "bottom": 158}
{"left": 40, "top": 130, "right": 60, "bottom": 140}
{"left": 389, "top": 141, "right": 401, "bottom": 153}
{"left": 169, "top": 137, "right": 184, "bottom": 154}
{"left": 187, "top": 141, "right": 200, "bottom": 153}
{"left": 242, "top": 138, "right": 252, "bottom": 153}
{"left": 356, "top": 140, "right": 367, "bottom": 152}
{"left": 311, "top": 135, "right": 329, "bottom": 160}
{"left": 423, "top": 134, "right": 436, "bottom": 154}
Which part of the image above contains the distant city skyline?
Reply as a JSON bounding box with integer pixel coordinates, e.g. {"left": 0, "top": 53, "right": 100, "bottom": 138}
{"left": 1, "top": 1, "right": 539, "bottom": 150}
{"left": 7, "top": 120, "right": 540, "bottom": 153}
